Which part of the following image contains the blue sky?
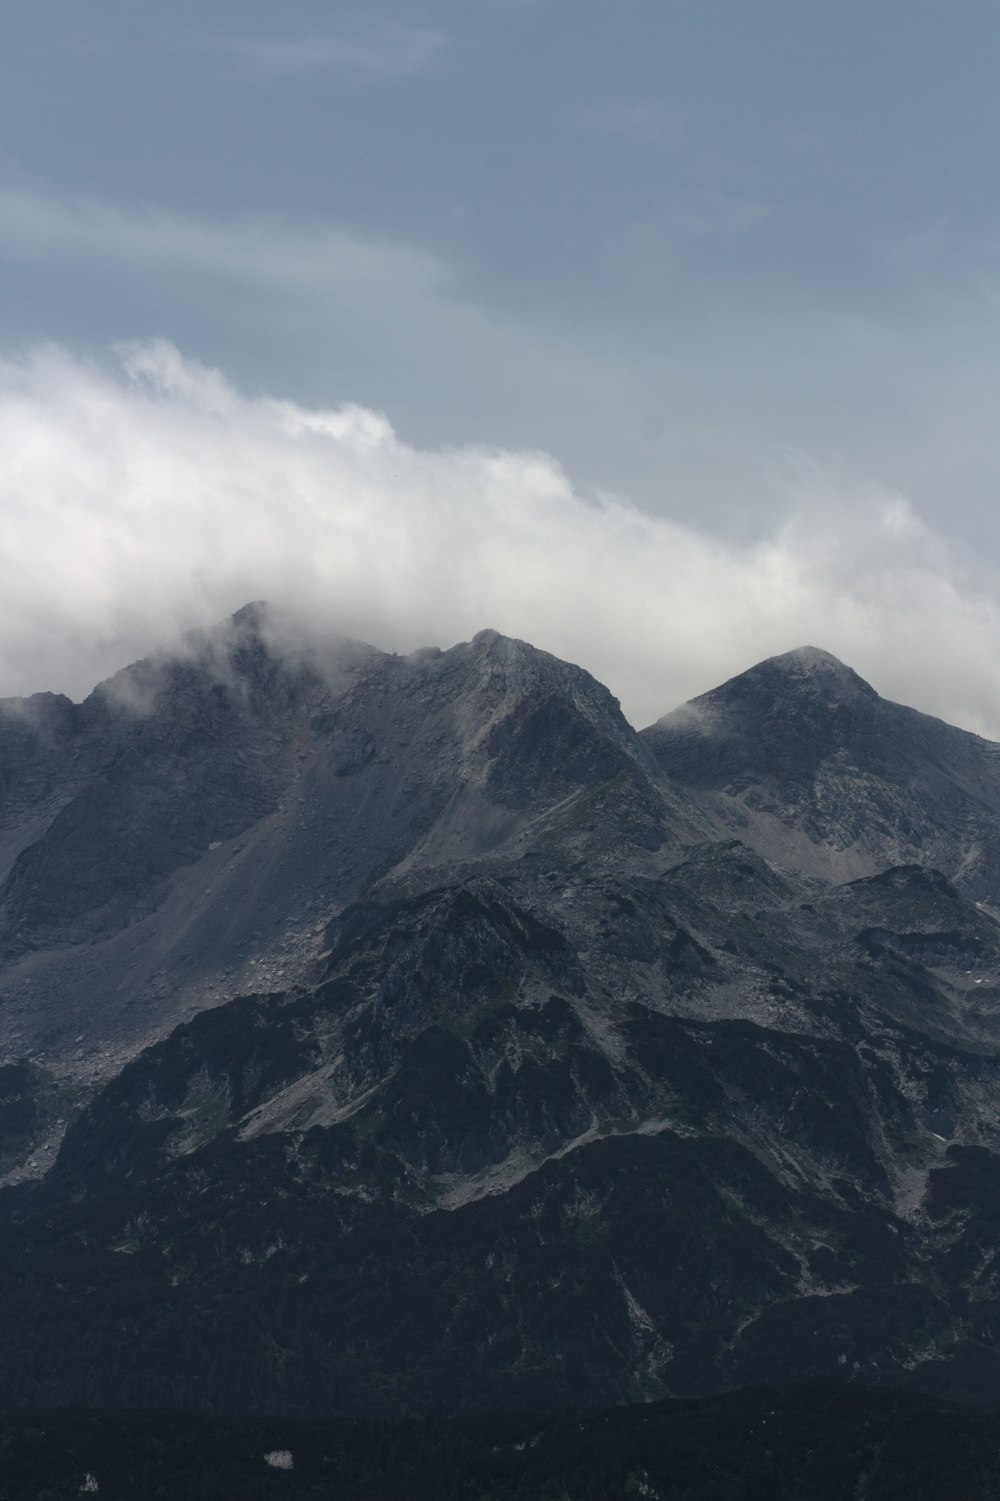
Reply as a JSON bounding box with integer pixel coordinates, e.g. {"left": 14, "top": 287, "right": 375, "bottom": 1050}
{"left": 2, "top": 1, "right": 1000, "bottom": 724}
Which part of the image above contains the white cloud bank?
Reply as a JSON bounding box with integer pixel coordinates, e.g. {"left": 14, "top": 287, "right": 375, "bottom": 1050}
{"left": 1, "top": 339, "right": 999, "bottom": 735}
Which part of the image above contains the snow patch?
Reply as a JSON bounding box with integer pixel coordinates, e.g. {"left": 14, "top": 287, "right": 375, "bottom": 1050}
{"left": 264, "top": 1450, "right": 294, "bottom": 1470}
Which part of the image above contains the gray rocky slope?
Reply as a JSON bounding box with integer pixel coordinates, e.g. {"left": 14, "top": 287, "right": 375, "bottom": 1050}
{"left": 0, "top": 605, "right": 698, "bottom": 1083}
{"left": 6, "top": 613, "right": 1000, "bottom": 1410}
{"left": 643, "top": 645, "right": 1000, "bottom": 896}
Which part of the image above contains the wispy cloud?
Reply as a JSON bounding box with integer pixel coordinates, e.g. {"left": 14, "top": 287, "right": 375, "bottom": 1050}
{"left": 0, "top": 185, "right": 448, "bottom": 300}
{"left": 580, "top": 100, "right": 684, "bottom": 150}
{"left": 222, "top": 21, "right": 450, "bottom": 82}
{"left": 0, "top": 182, "right": 659, "bottom": 481}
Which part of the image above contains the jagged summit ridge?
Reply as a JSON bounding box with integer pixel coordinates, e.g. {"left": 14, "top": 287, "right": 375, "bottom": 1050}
{"left": 0, "top": 608, "right": 692, "bottom": 1083}
{"left": 6, "top": 609, "right": 1000, "bottom": 1097}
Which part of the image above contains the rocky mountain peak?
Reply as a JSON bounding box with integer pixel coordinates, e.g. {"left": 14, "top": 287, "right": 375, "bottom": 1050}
{"left": 736, "top": 645, "right": 878, "bottom": 702}
{"left": 0, "top": 614, "right": 688, "bottom": 1079}
{"left": 470, "top": 626, "right": 512, "bottom": 651}
{"left": 13, "top": 617, "right": 1000, "bottom": 1424}
{"left": 642, "top": 644, "right": 1000, "bottom": 902}
{"left": 463, "top": 628, "right": 633, "bottom": 732}
{"left": 656, "top": 646, "right": 878, "bottom": 738}
{"left": 229, "top": 598, "right": 270, "bottom": 631}
{"left": 640, "top": 645, "right": 884, "bottom": 790}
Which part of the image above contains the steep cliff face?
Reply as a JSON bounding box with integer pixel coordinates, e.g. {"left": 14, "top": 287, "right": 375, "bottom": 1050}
{"left": 6, "top": 620, "right": 1000, "bottom": 1415}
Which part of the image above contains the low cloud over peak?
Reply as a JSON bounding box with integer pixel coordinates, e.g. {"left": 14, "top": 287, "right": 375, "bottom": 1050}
{"left": 2, "top": 340, "right": 1000, "bottom": 737}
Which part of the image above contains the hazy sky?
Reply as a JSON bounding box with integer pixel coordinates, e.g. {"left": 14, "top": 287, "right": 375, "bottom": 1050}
{"left": 2, "top": 1, "right": 1000, "bottom": 727}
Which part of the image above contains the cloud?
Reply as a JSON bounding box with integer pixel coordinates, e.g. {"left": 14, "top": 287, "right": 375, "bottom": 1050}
{"left": 580, "top": 100, "right": 684, "bottom": 150}
{"left": 0, "top": 185, "right": 448, "bottom": 300}
{"left": 221, "top": 21, "right": 449, "bottom": 81}
{"left": 0, "top": 183, "right": 694, "bottom": 511}
{"left": 2, "top": 340, "right": 1000, "bottom": 740}
{"left": 5, "top": 181, "right": 1000, "bottom": 563}
{"left": 0, "top": 185, "right": 609, "bottom": 408}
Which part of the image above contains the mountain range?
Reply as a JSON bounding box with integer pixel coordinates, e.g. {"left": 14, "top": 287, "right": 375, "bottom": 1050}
{"left": 4, "top": 606, "right": 1000, "bottom": 1422}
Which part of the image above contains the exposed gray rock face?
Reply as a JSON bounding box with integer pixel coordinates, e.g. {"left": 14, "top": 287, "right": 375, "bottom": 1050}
{"left": 0, "top": 606, "right": 704, "bottom": 1088}
{"left": 642, "top": 646, "right": 1000, "bottom": 899}
{"left": 8, "top": 618, "right": 1000, "bottom": 1414}
{"left": 12, "top": 805, "right": 1000, "bottom": 1413}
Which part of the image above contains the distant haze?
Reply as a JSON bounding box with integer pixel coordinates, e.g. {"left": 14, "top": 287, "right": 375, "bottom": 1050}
{"left": 3, "top": 339, "right": 1000, "bottom": 737}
